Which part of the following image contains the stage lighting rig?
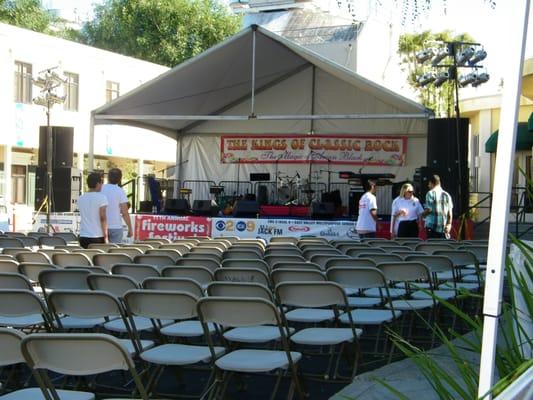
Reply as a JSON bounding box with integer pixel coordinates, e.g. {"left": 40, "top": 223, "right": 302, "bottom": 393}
{"left": 457, "top": 46, "right": 475, "bottom": 66}
{"left": 417, "top": 72, "right": 436, "bottom": 86}
{"left": 434, "top": 71, "right": 450, "bottom": 87}
{"left": 416, "top": 49, "right": 435, "bottom": 63}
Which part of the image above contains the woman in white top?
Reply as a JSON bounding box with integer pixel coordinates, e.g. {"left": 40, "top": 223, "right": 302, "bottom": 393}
{"left": 390, "top": 183, "right": 424, "bottom": 239}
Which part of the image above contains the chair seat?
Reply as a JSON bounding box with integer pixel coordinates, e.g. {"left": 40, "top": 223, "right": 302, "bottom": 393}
{"left": 386, "top": 299, "right": 434, "bottom": 310}
{"left": 363, "top": 287, "right": 406, "bottom": 298}
{"left": 104, "top": 317, "right": 172, "bottom": 333}
{"left": 435, "top": 271, "right": 456, "bottom": 280}
{"left": 161, "top": 321, "right": 216, "bottom": 337}
{"left": 412, "top": 290, "right": 456, "bottom": 301}
{"left": 339, "top": 309, "right": 400, "bottom": 325}
{"left": 463, "top": 263, "right": 486, "bottom": 270}
{"left": 0, "top": 314, "right": 45, "bottom": 328}
{"left": 344, "top": 287, "right": 359, "bottom": 296}
{"left": 346, "top": 296, "right": 382, "bottom": 308}
{"left": 118, "top": 339, "right": 155, "bottom": 355}
{"left": 290, "top": 328, "right": 362, "bottom": 345}
{"left": 55, "top": 317, "right": 107, "bottom": 329}
{"left": 215, "top": 349, "right": 302, "bottom": 373}
{"left": 442, "top": 281, "right": 480, "bottom": 291}
{"left": 462, "top": 273, "right": 484, "bottom": 283}
{"left": 394, "top": 282, "right": 431, "bottom": 289}
{"left": 141, "top": 343, "right": 224, "bottom": 365}
{"left": 224, "top": 326, "right": 294, "bottom": 343}
{"left": 0, "top": 388, "right": 94, "bottom": 400}
{"left": 285, "top": 308, "right": 335, "bottom": 323}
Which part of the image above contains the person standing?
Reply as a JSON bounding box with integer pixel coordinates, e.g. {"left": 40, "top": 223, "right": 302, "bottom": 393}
{"left": 78, "top": 172, "right": 108, "bottom": 248}
{"left": 356, "top": 179, "right": 378, "bottom": 238}
{"left": 101, "top": 168, "right": 133, "bottom": 243}
{"left": 390, "top": 183, "right": 424, "bottom": 239}
{"left": 423, "top": 175, "right": 453, "bottom": 239}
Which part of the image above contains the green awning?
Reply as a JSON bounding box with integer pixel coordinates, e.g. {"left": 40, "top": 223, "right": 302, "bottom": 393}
{"left": 485, "top": 122, "right": 533, "bottom": 153}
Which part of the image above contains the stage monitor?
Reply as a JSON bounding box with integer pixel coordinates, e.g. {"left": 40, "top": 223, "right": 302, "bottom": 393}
{"left": 250, "top": 173, "right": 270, "bottom": 182}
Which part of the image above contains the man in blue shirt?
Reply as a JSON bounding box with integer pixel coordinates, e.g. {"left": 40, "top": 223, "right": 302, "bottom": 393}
{"left": 423, "top": 175, "right": 453, "bottom": 239}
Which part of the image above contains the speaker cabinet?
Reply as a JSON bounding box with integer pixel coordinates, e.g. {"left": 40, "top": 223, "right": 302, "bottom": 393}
{"left": 348, "top": 191, "right": 364, "bottom": 218}
{"left": 38, "top": 126, "right": 74, "bottom": 168}
{"left": 192, "top": 200, "right": 218, "bottom": 216}
{"left": 311, "top": 202, "right": 335, "bottom": 219}
{"left": 257, "top": 185, "right": 269, "bottom": 205}
{"left": 250, "top": 173, "right": 270, "bottom": 182}
{"left": 232, "top": 200, "right": 259, "bottom": 218}
{"left": 164, "top": 199, "right": 190, "bottom": 215}
{"left": 35, "top": 167, "right": 81, "bottom": 212}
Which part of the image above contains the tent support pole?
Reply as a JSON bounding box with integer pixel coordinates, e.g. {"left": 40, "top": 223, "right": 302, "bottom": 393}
{"left": 310, "top": 66, "right": 316, "bottom": 134}
{"left": 250, "top": 25, "right": 257, "bottom": 117}
{"left": 88, "top": 112, "right": 95, "bottom": 171}
{"left": 173, "top": 131, "right": 181, "bottom": 198}
{"left": 478, "top": 0, "right": 530, "bottom": 398}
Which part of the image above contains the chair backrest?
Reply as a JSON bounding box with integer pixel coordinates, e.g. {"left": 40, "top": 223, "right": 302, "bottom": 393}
{"left": 182, "top": 252, "right": 222, "bottom": 264}
{"left": 39, "top": 236, "right": 67, "bottom": 247}
{"left": 0, "top": 290, "right": 50, "bottom": 326}
{"left": 71, "top": 249, "right": 104, "bottom": 260}
{"left": 457, "top": 245, "right": 488, "bottom": 263}
{"left": 221, "top": 258, "right": 268, "bottom": 273}
{"left": 264, "top": 248, "right": 303, "bottom": 257}
{"left": 18, "top": 262, "right": 58, "bottom": 282}
{"left": 346, "top": 247, "right": 386, "bottom": 257}
{"left": 2, "top": 247, "right": 31, "bottom": 256}
{"left": 378, "top": 245, "right": 412, "bottom": 252}
{"left": 93, "top": 253, "right": 133, "bottom": 270}
{"left": 88, "top": 243, "right": 120, "bottom": 251}
{"left": 271, "top": 261, "right": 322, "bottom": 271}
{"left": 16, "top": 252, "right": 51, "bottom": 264}
{"left": 0, "top": 237, "right": 24, "bottom": 248}
{"left": 270, "top": 268, "right": 326, "bottom": 286}
{"left": 133, "top": 254, "right": 175, "bottom": 267}
{"left": 125, "top": 289, "right": 198, "bottom": 320}
{"left": 27, "top": 232, "right": 50, "bottom": 239}
{"left": 142, "top": 277, "right": 203, "bottom": 297}
{"left": 207, "top": 281, "right": 272, "bottom": 301}
{"left": 223, "top": 249, "right": 262, "bottom": 260}
{"left": 326, "top": 267, "right": 388, "bottom": 290}
{"left": 336, "top": 243, "right": 371, "bottom": 253}
{"left": 269, "top": 236, "right": 299, "bottom": 245}
{"left": 108, "top": 247, "right": 144, "bottom": 258}
{"left": 0, "top": 328, "right": 25, "bottom": 366}
{"left": 52, "top": 252, "right": 93, "bottom": 267}
{"left": 404, "top": 255, "right": 454, "bottom": 273}
{"left": 159, "top": 243, "right": 193, "bottom": 253}
{"left": 122, "top": 243, "right": 153, "bottom": 251}
{"left": 213, "top": 267, "right": 269, "bottom": 286}
{"left": 377, "top": 261, "right": 431, "bottom": 282}
{"left": 194, "top": 243, "right": 227, "bottom": 252}
{"left": 0, "top": 260, "right": 20, "bottom": 274}
{"left": 358, "top": 253, "right": 404, "bottom": 264}
{"left": 0, "top": 254, "right": 15, "bottom": 261}
{"left": 53, "top": 232, "right": 78, "bottom": 243}
{"left": 38, "top": 269, "right": 91, "bottom": 292}
{"left": 391, "top": 250, "right": 427, "bottom": 258}
{"left": 309, "top": 254, "right": 350, "bottom": 269}
{"left": 0, "top": 272, "right": 33, "bottom": 290}
{"left": 17, "top": 236, "right": 40, "bottom": 248}
{"left": 48, "top": 290, "right": 124, "bottom": 321}
{"left": 111, "top": 263, "right": 160, "bottom": 283}
{"left": 176, "top": 257, "right": 220, "bottom": 273}
{"left": 415, "top": 242, "right": 455, "bottom": 253}
{"left": 145, "top": 248, "right": 182, "bottom": 261}
{"left": 302, "top": 248, "right": 342, "bottom": 260}
{"left": 161, "top": 266, "right": 214, "bottom": 286}
{"left": 87, "top": 273, "right": 138, "bottom": 298}
{"left": 324, "top": 258, "right": 376, "bottom": 269}
{"left": 264, "top": 254, "right": 306, "bottom": 267}
{"left": 432, "top": 250, "right": 478, "bottom": 267}
{"left": 189, "top": 246, "right": 224, "bottom": 257}
{"left": 276, "top": 281, "right": 347, "bottom": 308}
{"left": 21, "top": 333, "right": 148, "bottom": 399}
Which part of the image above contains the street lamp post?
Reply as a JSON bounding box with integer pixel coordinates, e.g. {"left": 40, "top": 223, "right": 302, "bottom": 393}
{"left": 33, "top": 67, "right": 66, "bottom": 233}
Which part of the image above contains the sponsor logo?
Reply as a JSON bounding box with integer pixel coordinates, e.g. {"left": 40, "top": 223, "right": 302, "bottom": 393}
{"left": 215, "top": 220, "right": 226, "bottom": 231}
{"left": 288, "top": 225, "right": 310, "bottom": 232}
{"left": 257, "top": 225, "right": 283, "bottom": 236}
{"left": 319, "top": 228, "right": 341, "bottom": 237}
{"left": 236, "top": 221, "right": 247, "bottom": 232}
{"left": 346, "top": 228, "right": 360, "bottom": 239}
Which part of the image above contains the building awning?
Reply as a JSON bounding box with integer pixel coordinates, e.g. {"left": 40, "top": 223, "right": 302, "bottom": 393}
{"left": 485, "top": 121, "right": 533, "bottom": 153}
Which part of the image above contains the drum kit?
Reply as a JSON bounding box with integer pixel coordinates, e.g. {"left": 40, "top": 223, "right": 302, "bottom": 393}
{"left": 275, "top": 173, "right": 316, "bottom": 206}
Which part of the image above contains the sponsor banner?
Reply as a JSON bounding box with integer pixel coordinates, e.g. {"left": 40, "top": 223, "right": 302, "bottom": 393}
{"left": 220, "top": 135, "right": 407, "bottom": 166}
{"left": 32, "top": 214, "right": 80, "bottom": 233}
{"left": 135, "top": 215, "right": 211, "bottom": 240}
{"left": 212, "top": 217, "right": 359, "bottom": 241}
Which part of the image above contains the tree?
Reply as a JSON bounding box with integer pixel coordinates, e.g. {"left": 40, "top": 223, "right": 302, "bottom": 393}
{"left": 398, "top": 30, "right": 476, "bottom": 117}
{"left": 81, "top": 0, "right": 241, "bottom": 67}
{"left": 0, "top": 0, "right": 56, "bottom": 33}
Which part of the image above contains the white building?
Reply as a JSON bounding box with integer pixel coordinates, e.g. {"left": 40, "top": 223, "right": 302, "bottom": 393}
{"left": 0, "top": 23, "right": 175, "bottom": 214}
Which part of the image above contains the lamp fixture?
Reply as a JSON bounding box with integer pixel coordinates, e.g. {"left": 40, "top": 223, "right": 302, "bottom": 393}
{"left": 416, "top": 49, "right": 435, "bottom": 63}
{"left": 417, "top": 72, "right": 436, "bottom": 87}
{"left": 457, "top": 46, "right": 475, "bottom": 66}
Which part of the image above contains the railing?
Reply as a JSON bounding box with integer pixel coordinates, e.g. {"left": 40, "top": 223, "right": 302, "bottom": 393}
{"left": 120, "top": 178, "right": 136, "bottom": 213}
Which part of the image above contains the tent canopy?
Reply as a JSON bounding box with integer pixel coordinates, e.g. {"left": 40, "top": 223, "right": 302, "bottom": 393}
{"left": 485, "top": 121, "right": 533, "bottom": 153}
{"left": 92, "top": 25, "right": 431, "bottom": 137}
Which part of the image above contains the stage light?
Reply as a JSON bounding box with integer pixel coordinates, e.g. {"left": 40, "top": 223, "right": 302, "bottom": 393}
{"left": 431, "top": 47, "right": 449, "bottom": 65}
{"left": 459, "top": 72, "right": 478, "bottom": 87}
{"left": 417, "top": 72, "right": 435, "bottom": 87}
{"left": 33, "top": 97, "right": 48, "bottom": 107}
{"left": 469, "top": 49, "right": 487, "bottom": 65}
{"left": 416, "top": 49, "right": 434, "bottom": 63}
{"left": 457, "top": 46, "right": 475, "bottom": 66}
{"left": 472, "top": 72, "right": 490, "bottom": 87}
{"left": 434, "top": 71, "right": 450, "bottom": 87}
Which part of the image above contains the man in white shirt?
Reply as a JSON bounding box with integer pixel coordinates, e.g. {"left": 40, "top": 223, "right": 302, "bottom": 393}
{"left": 78, "top": 172, "right": 108, "bottom": 248}
{"left": 356, "top": 179, "right": 378, "bottom": 238}
{"left": 101, "top": 168, "right": 133, "bottom": 243}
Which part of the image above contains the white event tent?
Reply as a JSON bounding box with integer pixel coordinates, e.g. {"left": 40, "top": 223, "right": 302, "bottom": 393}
{"left": 91, "top": 25, "right": 432, "bottom": 199}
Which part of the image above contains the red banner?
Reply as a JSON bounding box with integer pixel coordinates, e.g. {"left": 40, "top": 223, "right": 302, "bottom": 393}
{"left": 135, "top": 215, "right": 211, "bottom": 241}
{"left": 220, "top": 134, "right": 407, "bottom": 166}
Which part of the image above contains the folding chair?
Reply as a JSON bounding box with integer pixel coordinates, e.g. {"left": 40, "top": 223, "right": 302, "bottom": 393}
{"left": 182, "top": 252, "right": 222, "bottom": 264}
{"left": 0, "top": 290, "right": 52, "bottom": 331}
{"left": 93, "top": 253, "right": 133, "bottom": 271}
{"left": 271, "top": 268, "right": 326, "bottom": 287}
{"left": 346, "top": 247, "right": 386, "bottom": 257}
{"left": 404, "top": 255, "right": 459, "bottom": 297}
{"left": 0, "top": 255, "right": 15, "bottom": 261}
{"left": 38, "top": 269, "right": 91, "bottom": 299}
{"left": 87, "top": 243, "right": 119, "bottom": 251}
{"left": 414, "top": 242, "right": 455, "bottom": 253}
{"left": 189, "top": 247, "right": 224, "bottom": 258}
{"left": 21, "top": 333, "right": 149, "bottom": 399}
{"left": 271, "top": 261, "right": 322, "bottom": 271}
{"left": 108, "top": 247, "right": 144, "bottom": 258}
{"left": 142, "top": 277, "right": 203, "bottom": 297}
{"left": 15, "top": 252, "right": 51, "bottom": 264}
{"left": 17, "top": 236, "right": 40, "bottom": 248}
{"left": 264, "top": 248, "right": 303, "bottom": 257}
{"left": 433, "top": 249, "right": 482, "bottom": 290}
{"left": 162, "top": 266, "right": 214, "bottom": 288}
{"left": 223, "top": 249, "right": 262, "bottom": 260}
{"left": 336, "top": 243, "right": 371, "bottom": 254}
{"left": 38, "top": 236, "right": 67, "bottom": 248}
{"left": 302, "top": 248, "right": 342, "bottom": 260}
{"left": 111, "top": 263, "right": 160, "bottom": 283}
{"left": 264, "top": 254, "right": 306, "bottom": 267}
{"left": 87, "top": 273, "right": 139, "bottom": 298}
{"left": 221, "top": 258, "right": 268, "bottom": 273}
{"left": 0, "top": 273, "right": 34, "bottom": 291}
{"left": 71, "top": 249, "right": 104, "bottom": 261}
{"left": 213, "top": 267, "right": 269, "bottom": 287}
{"left": 18, "top": 263, "right": 58, "bottom": 284}
{"left": 324, "top": 258, "right": 376, "bottom": 269}
{"left": 137, "top": 238, "right": 170, "bottom": 246}
{"left": 133, "top": 254, "right": 175, "bottom": 268}
{"left": 52, "top": 252, "right": 93, "bottom": 267}
{"left": 2, "top": 248, "right": 30, "bottom": 257}
{"left": 269, "top": 236, "right": 299, "bottom": 245}
{"left": 197, "top": 296, "right": 304, "bottom": 399}
{"left": 326, "top": 267, "right": 385, "bottom": 308}
{"left": 357, "top": 253, "right": 404, "bottom": 264}
{"left": 309, "top": 254, "right": 350, "bottom": 270}
{"left": 159, "top": 243, "right": 193, "bottom": 253}
{"left": 122, "top": 243, "right": 153, "bottom": 251}
{"left": 196, "top": 242, "right": 229, "bottom": 252}
{"left": 378, "top": 245, "right": 413, "bottom": 253}
{"left": 124, "top": 290, "right": 223, "bottom": 396}
{"left": 0, "top": 260, "right": 20, "bottom": 274}
{"left": 27, "top": 232, "right": 50, "bottom": 240}
{"left": 53, "top": 232, "right": 78, "bottom": 243}
{"left": 0, "top": 238, "right": 24, "bottom": 248}
{"left": 176, "top": 257, "right": 220, "bottom": 273}
{"left": 145, "top": 248, "right": 182, "bottom": 262}
{"left": 276, "top": 281, "right": 362, "bottom": 380}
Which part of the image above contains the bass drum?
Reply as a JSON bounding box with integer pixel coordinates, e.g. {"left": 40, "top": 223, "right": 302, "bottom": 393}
{"left": 277, "top": 186, "right": 291, "bottom": 204}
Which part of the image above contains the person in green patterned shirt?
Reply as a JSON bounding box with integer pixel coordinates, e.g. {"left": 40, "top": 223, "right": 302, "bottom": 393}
{"left": 423, "top": 175, "right": 453, "bottom": 239}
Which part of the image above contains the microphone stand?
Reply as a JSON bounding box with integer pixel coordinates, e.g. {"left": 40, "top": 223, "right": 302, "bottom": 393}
{"left": 275, "top": 154, "right": 282, "bottom": 205}
{"left": 313, "top": 151, "right": 333, "bottom": 193}
{"left": 236, "top": 158, "right": 241, "bottom": 201}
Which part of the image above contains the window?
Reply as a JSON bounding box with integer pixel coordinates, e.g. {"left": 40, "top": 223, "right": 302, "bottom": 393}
{"left": 14, "top": 61, "right": 32, "bottom": 104}
{"left": 11, "top": 165, "right": 26, "bottom": 204}
{"left": 64, "top": 72, "right": 79, "bottom": 111}
{"left": 106, "top": 81, "right": 120, "bottom": 103}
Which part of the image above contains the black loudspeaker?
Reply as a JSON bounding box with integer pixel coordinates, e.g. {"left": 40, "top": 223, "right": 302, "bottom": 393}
{"left": 35, "top": 167, "right": 81, "bottom": 212}
{"left": 192, "top": 200, "right": 218, "bottom": 216}
{"left": 311, "top": 202, "right": 335, "bottom": 219}
{"left": 257, "top": 185, "right": 268, "bottom": 205}
{"left": 322, "top": 190, "right": 342, "bottom": 207}
{"left": 348, "top": 191, "right": 364, "bottom": 218}
{"left": 38, "top": 126, "right": 74, "bottom": 168}
{"left": 232, "top": 200, "right": 259, "bottom": 218}
{"left": 165, "top": 198, "right": 190, "bottom": 215}
{"left": 139, "top": 201, "right": 153, "bottom": 213}
{"left": 250, "top": 173, "right": 270, "bottom": 182}
{"left": 427, "top": 118, "right": 469, "bottom": 217}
